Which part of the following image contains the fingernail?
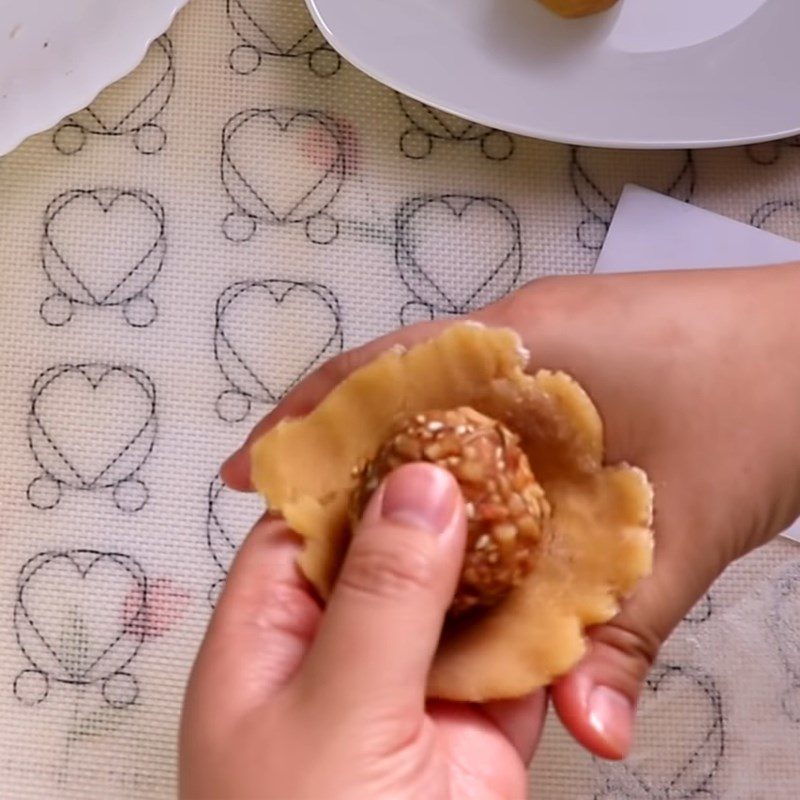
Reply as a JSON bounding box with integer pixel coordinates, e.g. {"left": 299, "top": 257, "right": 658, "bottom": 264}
{"left": 220, "top": 451, "right": 239, "bottom": 476}
{"left": 588, "top": 686, "right": 634, "bottom": 757}
{"left": 380, "top": 463, "right": 458, "bottom": 535}
{"left": 220, "top": 447, "right": 250, "bottom": 490}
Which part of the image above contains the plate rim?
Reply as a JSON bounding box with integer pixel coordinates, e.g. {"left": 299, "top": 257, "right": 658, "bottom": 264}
{"left": 305, "top": 0, "right": 800, "bottom": 150}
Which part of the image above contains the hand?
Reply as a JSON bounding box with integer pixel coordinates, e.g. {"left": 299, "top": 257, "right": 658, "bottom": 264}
{"left": 180, "top": 463, "right": 547, "bottom": 800}
{"left": 221, "top": 265, "right": 800, "bottom": 761}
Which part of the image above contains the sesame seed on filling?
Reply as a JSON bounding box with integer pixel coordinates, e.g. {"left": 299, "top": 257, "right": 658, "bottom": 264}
{"left": 350, "top": 406, "right": 551, "bottom": 618}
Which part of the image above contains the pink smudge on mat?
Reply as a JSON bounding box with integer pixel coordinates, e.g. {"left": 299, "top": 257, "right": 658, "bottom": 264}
{"left": 122, "top": 578, "right": 191, "bottom": 638}
{"left": 300, "top": 116, "right": 359, "bottom": 178}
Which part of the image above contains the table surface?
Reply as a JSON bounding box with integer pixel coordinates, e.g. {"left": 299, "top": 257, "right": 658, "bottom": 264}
{"left": 0, "top": 0, "right": 798, "bottom": 796}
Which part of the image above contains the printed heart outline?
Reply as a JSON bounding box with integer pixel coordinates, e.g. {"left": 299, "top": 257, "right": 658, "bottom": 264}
{"left": 28, "top": 364, "right": 157, "bottom": 489}
{"left": 14, "top": 550, "right": 147, "bottom": 685}
{"left": 69, "top": 36, "right": 175, "bottom": 134}
{"left": 221, "top": 108, "right": 346, "bottom": 224}
{"left": 227, "top": 0, "right": 324, "bottom": 57}
{"left": 214, "top": 279, "right": 343, "bottom": 404}
{"left": 207, "top": 475, "right": 263, "bottom": 575}
{"left": 42, "top": 188, "right": 166, "bottom": 307}
{"left": 766, "top": 561, "right": 800, "bottom": 723}
{"left": 394, "top": 194, "right": 522, "bottom": 313}
{"left": 571, "top": 146, "right": 695, "bottom": 226}
{"left": 397, "top": 94, "right": 486, "bottom": 142}
{"left": 595, "top": 664, "right": 724, "bottom": 799}
{"left": 207, "top": 476, "right": 240, "bottom": 574}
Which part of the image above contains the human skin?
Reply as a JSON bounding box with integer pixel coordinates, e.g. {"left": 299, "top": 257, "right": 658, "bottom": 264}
{"left": 182, "top": 265, "right": 800, "bottom": 797}
{"left": 180, "top": 463, "right": 546, "bottom": 799}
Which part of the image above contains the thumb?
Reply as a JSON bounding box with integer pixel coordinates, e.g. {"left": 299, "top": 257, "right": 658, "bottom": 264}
{"left": 299, "top": 463, "right": 466, "bottom": 716}
{"left": 551, "top": 517, "right": 715, "bottom": 761}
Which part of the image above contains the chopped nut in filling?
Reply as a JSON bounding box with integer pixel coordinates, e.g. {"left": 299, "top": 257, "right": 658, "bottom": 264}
{"left": 351, "top": 408, "right": 550, "bottom": 617}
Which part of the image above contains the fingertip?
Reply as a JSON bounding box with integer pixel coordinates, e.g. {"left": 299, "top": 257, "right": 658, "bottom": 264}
{"left": 551, "top": 671, "right": 631, "bottom": 761}
{"left": 220, "top": 448, "right": 254, "bottom": 492}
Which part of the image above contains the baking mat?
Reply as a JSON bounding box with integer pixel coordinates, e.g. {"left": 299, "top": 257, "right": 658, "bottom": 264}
{"left": 0, "top": 0, "right": 798, "bottom": 796}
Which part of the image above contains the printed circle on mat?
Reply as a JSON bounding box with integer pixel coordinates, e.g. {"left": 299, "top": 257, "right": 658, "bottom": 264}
{"left": 102, "top": 671, "right": 139, "bottom": 708}
{"left": 399, "top": 300, "right": 437, "bottom": 328}
{"left": 304, "top": 213, "right": 339, "bottom": 245}
{"left": 578, "top": 218, "right": 609, "bottom": 251}
{"left": 308, "top": 47, "right": 341, "bottom": 78}
{"left": 13, "top": 669, "right": 49, "bottom": 705}
{"left": 123, "top": 294, "right": 158, "bottom": 328}
{"left": 134, "top": 123, "right": 168, "bottom": 155}
{"left": 683, "top": 593, "right": 713, "bottom": 624}
{"left": 480, "top": 131, "right": 514, "bottom": 161}
{"left": 113, "top": 479, "right": 149, "bottom": 513}
{"left": 222, "top": 212, "right": 258, "bottom": 243}
{"left": 399, "top": 128, "right": 433, "bottom": 160}
{"left": 746, "top": 136, "right": 800, "bottom": 166}
{"left": 39, "top": 293, "right": 74, "bottom": 327}
{"left": 52, "top": 123, "right": 87, "bottom": 155}
{"left": 215, "top": 390, "right": 252, "bottom": 423}
{"left": 229, "top": 44, "right": 262, "bottom": 74}
{"left": 26, "top": 475, "right": 62, "bottom": 510}
{"left": 751, "top": 200, "right": 800, "bottom": 240}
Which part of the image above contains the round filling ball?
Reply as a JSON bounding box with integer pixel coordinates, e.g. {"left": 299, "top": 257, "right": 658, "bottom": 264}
{"left": 351, "top": 407, "right": 550, "bottom": 617}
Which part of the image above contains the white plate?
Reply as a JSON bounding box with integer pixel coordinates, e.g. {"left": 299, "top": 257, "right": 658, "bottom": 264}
{"left": 0, "top": 0, "right": 189, "bottom": 157}
{"left": 306, "top": 0, "right": 800, "bottom": 149}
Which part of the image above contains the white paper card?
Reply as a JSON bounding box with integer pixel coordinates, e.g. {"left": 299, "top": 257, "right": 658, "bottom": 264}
{"left": 596, "top": 184, "right": 800, "bottom": 543}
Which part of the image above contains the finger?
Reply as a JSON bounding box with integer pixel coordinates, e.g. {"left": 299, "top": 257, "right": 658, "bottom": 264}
{"left": 428, "top": 701, "right": 531, "bottom": 799}
{"left": 299, "top": 463, "right": 466, "bottom": 718}
{"left": 551, "top": 498, "right": 717, "bottom": 760}
{"left": 220, "top": 319, "right": 451, "bottom": 491}
{"left": 481, "top": 690, "right": 549, "bottom": 764}
{"left": 183, "top": 516, "right": 321, "bottom": 730}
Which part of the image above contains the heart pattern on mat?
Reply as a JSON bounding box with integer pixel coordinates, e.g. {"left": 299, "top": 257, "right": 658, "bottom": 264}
{"left": 28, "top": 365, "right": 157, "bottom": 489}
{"left": 214, "top": 280, "right": 343, "bottom": 404}
{"left": 397, "top": 95, "right": 487, "bottom": 141}
{"left": 43, "top": 189, "right": 165, "bottom": 306}
{"left": 222, "top": 109, "right": 345, "bottom": 222}
{"left": 207, "top": 475, "right": 265, "bottom": 575}
{"left": 395, "top": 195, "right": 522, "bottom": 313}
{"left": 14, "top": 551, "right": 147, "bottom": 684}
{"left": 71, "top": 36, "right": 174, "bottom": 134}
{"left": 571, "top": 147, "right": 695, "bottom": 244}
{"left": 227, "top": 0, "right": 324, "bottom": 56}
{"left": 595, "top": 664, "right": 724, "bottom": 799}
